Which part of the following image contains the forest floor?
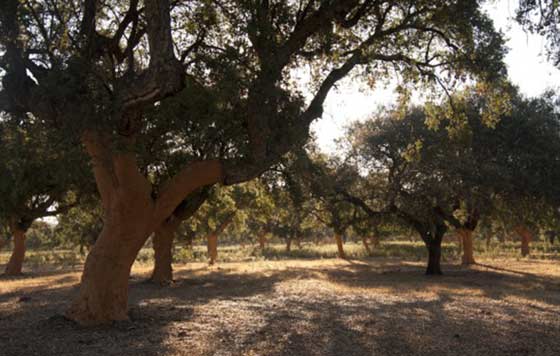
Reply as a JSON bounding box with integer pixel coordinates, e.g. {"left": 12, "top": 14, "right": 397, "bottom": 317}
{"left": 0, "top": 256, "right": 559, "bottom": 356}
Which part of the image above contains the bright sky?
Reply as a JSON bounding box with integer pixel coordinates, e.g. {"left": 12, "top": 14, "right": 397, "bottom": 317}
{"left": 313, "top": 0, "right": 560, "bottom": 154}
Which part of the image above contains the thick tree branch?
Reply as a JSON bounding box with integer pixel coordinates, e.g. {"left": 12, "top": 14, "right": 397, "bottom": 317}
{"left": 154, "top": 160, "right": 224, "bottom": 225}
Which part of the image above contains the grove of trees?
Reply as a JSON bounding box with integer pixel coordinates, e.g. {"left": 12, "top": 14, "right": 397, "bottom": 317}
{"left": 1, "top": 0, "right": 558, "bottom": 328}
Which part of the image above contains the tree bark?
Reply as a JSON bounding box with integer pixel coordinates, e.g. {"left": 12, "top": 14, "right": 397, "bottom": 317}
{"left": 150, "top": 188, "right": 209, "bottom": 283}
{"left": 458, "top": 229, "right": 476, "bottom": 265}
{"left": 5, "top": 225, "right": 26, "bottom": 275}
{"left": 207, "top": 234, "right": 218, "bottom": 265}
{"left": 516, "top": 226, "right": 532, "bottom": 257}
{"left": 286, "top": 237, "right": 292, "bottom": 252}
{"left": 66, "top": 133, "right": 223, "bottom": 325}
{"left": 361, "top": 236, "right": 373, "bottom": 256}
{"left": 150, "top": 222, "right": 178, "bottom": 284}
{"left": 425, "top": 240, "right": 443, "bottom": 275}
{"left": 258, "top": 233, "right": 267, "bottom": 250}
{"left": 335, "top": 234, "right": 346, "bottom": 259}
{"left": 206, "top": 212, "right": 235, "bottom": 265}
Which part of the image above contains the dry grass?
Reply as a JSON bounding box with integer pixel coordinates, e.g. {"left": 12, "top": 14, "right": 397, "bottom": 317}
{"left": 1, "top": 254, "right": 559, "bottom": 356}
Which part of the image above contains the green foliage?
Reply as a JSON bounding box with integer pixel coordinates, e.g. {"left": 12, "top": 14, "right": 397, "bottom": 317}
{"left": 0, "top": 118, "right": 90, "bottom": 232}
{"left": 517, "top": 0, "right": 560, "bottom": 66}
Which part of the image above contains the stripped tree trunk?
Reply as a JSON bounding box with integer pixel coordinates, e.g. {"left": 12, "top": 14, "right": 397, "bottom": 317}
{"left": 516, "top": 226, "right": 532, "bottom": 257}
{"left": 258, "top": 233, "right": 267, "bottom": 250}
{"left": 335, "top": 234, "right": 346, "bottom": 259}
{"left": 458, "top": 229, "right": 476, "bottom": 265}
{"left": 207, "top": 234, "right": 218, "bottom": 265}
{"left": 66, "top": 133, "right": 223, "bottom": 325}
{"left": 5, "top": 224, "right": 27, "bottom": 276}
{"left": 206, "top": 213, "right": 235, "bottom": 266}
{"left": 150, "top": 221, "right": 179, "bottom": 284}
{"left": 150, "top": 188, "right": 209, "bottom": 282}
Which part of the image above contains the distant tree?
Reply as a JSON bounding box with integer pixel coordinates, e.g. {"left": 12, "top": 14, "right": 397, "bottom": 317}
{"left": 517, "top": 0, "right": 560, "bottom": 66}
{"left": 346, "top": 88, "right": 560, "bottom": 272}
{"left": 0, "top": 120, "right": 88, "bottom": 275}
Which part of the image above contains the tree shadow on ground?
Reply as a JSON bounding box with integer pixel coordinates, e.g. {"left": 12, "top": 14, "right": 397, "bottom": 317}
{"left": 0, "top": 260, "right": 559, "bottom": 356}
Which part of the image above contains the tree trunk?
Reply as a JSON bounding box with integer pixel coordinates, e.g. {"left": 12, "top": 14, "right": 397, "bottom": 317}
{"left": 258, "top": 233, "right": 267, "bottom": 250}
{"left": 459, "top": 229, "right": 476, "bottom": 265}
{"left": 361, "top": 236, "right": 373, "bottom": 256}
{"left": 425, "top": 241, "right": 443, "bottom": 275}
{"left": 286, "top": 237, "right": 292, "bottom": 252}
{"left": 66, "top": 213, "right": 153, "bottom": 325}
{"left": 66, "top": 133, "right": 223, "bottom": 325}
{"left": 5, "top": 226, "right": 26, "bottom": 275}
{"left": 150, "top": 222, "right": 177, "bottom": 284}
{"left": 335, "top": 234, "right": 346, "bottom": 259}
{"left": 207, "top": 234, "right": 218, "bottom": 265}
{"left": 516, "top": 226, "right": 532, "bottom": 257}
{"left": 295, "top": 237, "right": 302, "bottom": 249}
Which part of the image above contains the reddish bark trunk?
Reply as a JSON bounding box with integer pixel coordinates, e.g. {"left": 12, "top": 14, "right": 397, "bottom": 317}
{"left": 150, "top": 221, "right": 179, "bottom": 284}
{"left": 459, "top": 229, "right": 476, "bottom": 265}
{"left": 258, "top": 233, "right": 267, "bottom": 250}
{"left": 5, "top": 226, "right": 26, "bottom": 276}
{"left": 516, "top": 226, "right": 532, "bottom": 257}
{"left": 66, "top": 133, "right": 223, "bottom": 325}
{"left": 207, "top": 234, "right": 218, "bottom": 265}
{"left": 335, "top": 234, "right": 346, "bottom": 259}
{"left": 206, "top": 213, "right": 235, "bottom": 265}
{"left": 286, "top": 238, "right": 292, "bottom": 252}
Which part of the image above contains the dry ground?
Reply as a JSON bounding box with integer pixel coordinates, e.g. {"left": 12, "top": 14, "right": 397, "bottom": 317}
{"left": 1, "top": 257, "right": 559, "bottom": 356}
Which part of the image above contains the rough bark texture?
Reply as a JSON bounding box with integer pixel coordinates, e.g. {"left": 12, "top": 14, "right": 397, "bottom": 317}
{"left": 66, "top": 134, "right": 223, "bottom": 325}
{"left": 205, "top": 213, "right": 235, "bottom": 266}
{"left": 150, "top": 223, "right": 177, "bottom": 284}
{"left": 150, "top": 188, "right": 209, "bottom": 284}
{"left": 207, "top": 234, "right": 218, "bottom": 265}
{"left": 459, "top": 229, "right": 476, "bottom": 265}
{"left": 286, "top": 238, "right": 292, "bottom": 252}
{"left": 426, "top": 241, "right": 443, "bottom": 275}
{"left": 5, "top": 226, "right": 26, "bottom": 276}
{"left": 335, "top": 234, "right": 346, "bottom": 259}
{"left": 516, "top": 226, "right": 532, "bottom": 257}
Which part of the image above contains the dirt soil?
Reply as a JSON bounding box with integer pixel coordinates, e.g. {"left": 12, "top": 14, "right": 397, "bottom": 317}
{"left": 0, "top": 258, "right": 559, "bottom": 356}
